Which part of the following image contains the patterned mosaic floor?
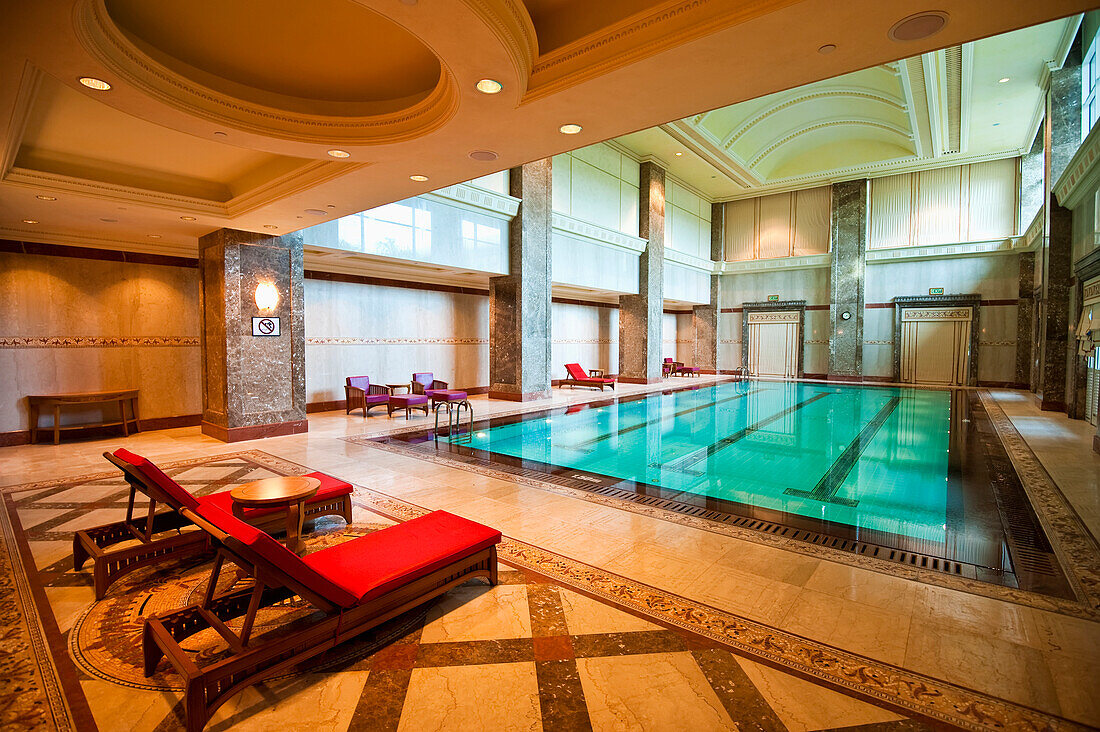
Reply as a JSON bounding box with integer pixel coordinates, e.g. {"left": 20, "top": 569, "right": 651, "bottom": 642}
{"left": 0, "top": 451, "right": 1087, "bottom": 731}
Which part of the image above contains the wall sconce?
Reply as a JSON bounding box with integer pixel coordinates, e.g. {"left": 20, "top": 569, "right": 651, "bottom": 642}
{"left": 254, "top": 282, "right": 279, "bottom": 312}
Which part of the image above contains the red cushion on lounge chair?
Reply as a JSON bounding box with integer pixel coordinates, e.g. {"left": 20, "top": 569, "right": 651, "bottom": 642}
{"left": 195, "top": 503, "right": 359, "bottom": 608}
{"left": 565, "top": 363, "right": 587, "bottom": 380}
{"left": 112, "top": 448, "right": 200, "bottom": 510}
{"left": 303, "top": 511, "right": 501, "bottom": 604}
{"left": 199, "top": 473, "right": 351, "bottom": 518}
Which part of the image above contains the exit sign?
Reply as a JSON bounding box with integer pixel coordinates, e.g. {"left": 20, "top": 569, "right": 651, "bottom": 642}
{"left": 767, "top": 294, "right": 780, "bottom": 301}
{"left": 929, "top": 287, "right": 944, "bottom": 295}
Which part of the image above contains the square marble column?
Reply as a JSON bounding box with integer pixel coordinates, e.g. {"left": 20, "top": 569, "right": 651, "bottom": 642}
{"left": 828, "top": 179, "right": 867, "bottom": 379}
{"left": 1015, "top": 252, "right": 1035, "bottom": 389}
{"left": 619, "top": 162, "right": 665, "bottom": 383}
{"left": 693, "top": 203, "right": 724, "bottom": 373}
{"left": 199, "top": 228, "right": 306, "bottom": 441}
{"left": 1039, "top": 54, "right": 1081, "bottom": 411}
{"left": 489, "top": 159, "right": 552, "bottom": 401}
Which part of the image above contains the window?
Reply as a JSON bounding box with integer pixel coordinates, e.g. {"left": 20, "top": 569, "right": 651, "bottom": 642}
{"left": 1083, "top": 34, "right": 1100, "bottom": 140}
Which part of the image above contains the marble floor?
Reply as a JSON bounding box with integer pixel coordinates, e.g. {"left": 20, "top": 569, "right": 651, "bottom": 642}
{"left": 2, "top": 378, "right": 1099, "bottom": 731}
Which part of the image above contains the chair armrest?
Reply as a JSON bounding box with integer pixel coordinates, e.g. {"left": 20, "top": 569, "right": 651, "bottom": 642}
{"left": 367, "top": 384, "right": 390, "bottom": 396}
{"left": 431, "top": 380, "right": 448, "bottom": 390}
{"left": 345, "top": 385, "right": 365, "bottom": 398}
{"left": 588, "top": 369, "right": 605, "bottom": 377}
{"left": 411, "top": 382, "right": 425, "bottom": 395}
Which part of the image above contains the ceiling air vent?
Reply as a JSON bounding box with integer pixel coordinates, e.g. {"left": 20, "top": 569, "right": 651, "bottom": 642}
{"left": 944, "top": 45, "right": 963, "bottom": 154}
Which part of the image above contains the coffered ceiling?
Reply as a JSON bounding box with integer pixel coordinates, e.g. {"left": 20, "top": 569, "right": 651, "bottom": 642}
{"left": 0, "top": 0, "right": 1091, "bottom": 256}
{"left": 615, "top": 17, "right": 1080, "bottom": 200}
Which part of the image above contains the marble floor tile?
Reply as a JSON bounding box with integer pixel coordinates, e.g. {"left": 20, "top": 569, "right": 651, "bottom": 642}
{"left": 206, "top": 671, "right": 371, "bottom": 732}
{"left": 45, "top": 584, "right": 96, "bottom": 633}
{"left": 689, "top": 567, "right": 804, "bottom": 626}
{"left": 13, "top": 508, "right": 72, "bottom": 529}
{"left": 26, "top": 539, "right": 73, "bottom": 571}
{"left": 903, "top": 620, "right": 1060, "bottom": 714}
{"left": 80, "top": 679, "right": 175, "bottom": 732}
{"left": 52, "top": 508, "right": 128, "bottom": 532}
{"left": 801, "top": 560, "right": 918, "bottom": 613}
{"left": 734, "top": 656, "right": 905, "bottom": 732}
{"left": 577, "top": 651, "right": 735, "bottom": 730}
{"left": 559, "top": 588, "right": 663, "bottom": 636}
{"left": 399, "top": 662, "right": 541, "bottom": 732}
{"left": 1042, "top": 650, "right": 1100, "bottom": 726}
{"left": 420, "top": 583, "right": 532, "bottom": 643}
{"left": 712, "top": 539, "right": 821, "bottom": 588}
{"left": 780, "top": 588, "right": 912, "bottom": 666}
{"left": 33, "top": 484, "right": 127, "bottom": 504}
{"left": 911, "top": 583, "right": 1041, "bottom": 648}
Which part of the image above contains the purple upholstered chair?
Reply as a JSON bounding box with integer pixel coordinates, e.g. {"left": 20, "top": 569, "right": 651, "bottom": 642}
{"left": 411, "top": 372, "right": 468, "bottom": 404}
{"left": 344, "top": 376, "right": 390, "bottom": 417}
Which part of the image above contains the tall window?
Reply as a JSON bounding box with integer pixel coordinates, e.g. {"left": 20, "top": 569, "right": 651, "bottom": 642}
{"left": 1083, "top": 33, "right": 1100, "bottom": 140}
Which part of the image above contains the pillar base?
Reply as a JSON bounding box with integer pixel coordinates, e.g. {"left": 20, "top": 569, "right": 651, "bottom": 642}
{"left": 201, "top": 419, "right": 308, "bottom": 443}
{"left": 1039, "top": 399, "right": 1067, "bottom": 413}
{"left": 488, "top": 389, "right": 552, "bottom": 402}
{"left": 1094, "top": 434, "right": 1100, "bottom": 454}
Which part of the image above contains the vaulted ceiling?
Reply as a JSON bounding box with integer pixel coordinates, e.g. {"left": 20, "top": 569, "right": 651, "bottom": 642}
{"left": 0, "top": 1, "right": 1090, "bottom": 256}
{"left": 616, "top": 17, "right": 1079, "bottom": 200}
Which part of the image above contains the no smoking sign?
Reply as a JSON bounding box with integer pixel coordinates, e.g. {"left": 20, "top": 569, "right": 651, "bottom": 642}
{"left": 251, "top": 316, "right": 281, "bottom": 336}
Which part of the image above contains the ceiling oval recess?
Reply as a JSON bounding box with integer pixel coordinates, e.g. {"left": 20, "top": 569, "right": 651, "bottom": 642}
{"left": 74, "top": 0, "right": 458, "bottom": 144}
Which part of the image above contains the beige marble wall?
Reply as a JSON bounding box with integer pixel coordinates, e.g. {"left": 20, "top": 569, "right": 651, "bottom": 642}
{"left": 0, "top": 252, "right": 201, "bottom": 434}
{"left": 551, "top": 302, "right": 618, "bottom": 377}
{"left": 304, "top": 278, "right": 489, "bottom": 403}
{"left": 661, "top": 313, "right": 695, "bottom": 364}
{"left": 863, "top": 255, "right": 1021, "bottom": 382}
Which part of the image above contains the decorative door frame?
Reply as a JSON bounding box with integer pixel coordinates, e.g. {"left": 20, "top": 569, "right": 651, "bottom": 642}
{"left": 741, "top": 300, "right": 806, "bottom": 378}
{"left": 892, "top": 294, "right": 980, "bottom": 386}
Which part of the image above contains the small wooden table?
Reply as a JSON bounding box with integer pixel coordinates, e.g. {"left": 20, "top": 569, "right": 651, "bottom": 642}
{"left": 386, "top": 383, "right": 411, "bottom": 394}
{"left": 230, "top": 476, "right": 320, "bottom": 553}
{"left": 27, "top": 389, "right": 140, "bottom": 445}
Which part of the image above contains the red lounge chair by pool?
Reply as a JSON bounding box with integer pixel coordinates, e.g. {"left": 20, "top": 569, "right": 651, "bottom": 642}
{"left": 411, "top": 372, "right": 468, "bottom": 404}
{"left": 143, "top": 503, "right": 500, "bottom": 732}
{"left": 344, "top": 376, "right": 391, "bottom": 417}
{"left": 73, "top": 449, "right": 353, "bottom": 599}
{"left": 559, "top": 363, "right": 615, "bottom": 390}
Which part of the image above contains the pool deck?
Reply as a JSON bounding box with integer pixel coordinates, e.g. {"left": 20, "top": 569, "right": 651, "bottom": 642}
{"left": 1, "top": 376, "right": 1098, "bottom": 728}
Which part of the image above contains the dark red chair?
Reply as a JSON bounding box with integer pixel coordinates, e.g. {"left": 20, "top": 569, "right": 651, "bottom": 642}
{"left": 344, "top": 376, "right": 390, "bottom": 417}
{"left": 411, "top": 372, "right": 467, "bottom": 404}
{"left": 73, "top": 449, "right": 354, "bottom": 599}
{"left": 143, "top": 503, "right": 500, "bottom": 731}
{"left": 559, "top": 363, "right": 615, "bottom": 390}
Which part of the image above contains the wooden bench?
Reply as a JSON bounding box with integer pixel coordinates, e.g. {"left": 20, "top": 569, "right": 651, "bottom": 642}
{"left": 27, "top": 389, "right": 140, "bottom": 444}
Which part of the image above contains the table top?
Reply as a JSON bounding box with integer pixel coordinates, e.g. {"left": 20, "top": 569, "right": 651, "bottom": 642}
{"left": 28, "top": 389, "right": 139, "bottom": 403}
{"left": 386, "top": 382, "right": 410, "bottom": 389}
{"left": 230, "top": 475, "right": 320, "bottom": 506}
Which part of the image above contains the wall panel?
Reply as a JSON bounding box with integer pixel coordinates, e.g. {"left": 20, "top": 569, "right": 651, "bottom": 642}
{"left": 723, "top": 185, "right": 831, "bottom": 261}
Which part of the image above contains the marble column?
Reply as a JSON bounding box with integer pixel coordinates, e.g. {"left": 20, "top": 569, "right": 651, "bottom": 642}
{"left": 619, "top": 161, "right": 665, "bottom": 383}
{"left": 828, "top": 179, "right": 868, "bottom": 380}
{"left": 199, "top": 228, "right": 306, "bottom": 442}
{"left": 489, "top": 159, "right": 552, "bottom": 401}
{"left": 693, "top": 202, "right": 724, "bottom": 373}
{"left": 1015, "top": 252, "right": 1035, "bottom": 388}
{"left": 1039, "top": 52, "right": 1081, "bottom": 411}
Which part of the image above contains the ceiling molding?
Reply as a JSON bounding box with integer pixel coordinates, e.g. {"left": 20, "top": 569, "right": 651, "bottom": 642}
{"left": 2, "top": 166, "right": 227, "bottom": 215}
{"left": 224, "top": 160, "right": 367, "bottom": 217}
{"left": 660, "top": 120, "right": 759, "bottom": 187}
{"left": 748, "top": 117, "right": 913, "bottom": 168}
{"left": 1, "top": 63, "right": 44, "bottom": 177}
{"left": 1054, "top": 117, "right": 1100, "bottom": 208}
{"left": 424, "top": 182, "right": 521, "bottom": 219}
{"left": 865, "top": 237, "right": 1024, "bottom": 264}
{"left": 899, "top": 56, "right": 932, "bottom": 158}
{"left": 0, "top": 225, "right": 197, "bottom": 257}
{"left": 718, "top": 253, "right": 831, "bottom": 274}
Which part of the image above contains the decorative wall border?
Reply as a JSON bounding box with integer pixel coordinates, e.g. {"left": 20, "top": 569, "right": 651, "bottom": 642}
{"left": 0, "top": 336, "right": 199, "bottom": 348}
{"left": 305, "top": 337, "right": 486, "bottom": 346}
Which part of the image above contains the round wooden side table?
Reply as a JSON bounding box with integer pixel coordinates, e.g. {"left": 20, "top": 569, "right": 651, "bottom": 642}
{"left": 230, "top": 476, "right": 320, "bottom": 554}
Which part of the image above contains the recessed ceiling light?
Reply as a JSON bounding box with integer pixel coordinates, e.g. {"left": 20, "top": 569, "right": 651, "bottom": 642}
{"left": 559, "top": 124, "right": 583, "bottom": 134}
{"left": 327, "top": 149, "right": 351, "bottom": 158}
{"left": 674, "top": 152, "right": 684, "bottom": 157}
{"left": 78, "top": 77, "right": 111, "bottom": 91}
{"left": 888, "top": 11, "right": 948, "bottom": 42}
{"left": 410, "top": 174, "right": 429, "bottom": 182}
{"left": 263, "top": 225, "right": 279, "bottom": 229}
{"left": 818, "top": 44, "right": 837, "bottom": 54}
{"left": 998, "top": 77, "right": 1010, "bottom": 83}
{"left": 469, "top": 150, "right": 498, "bottom": 161}
{"left": 22, "top": 219, "right": 38, "bottom": 224}
{"left": 180, "top": 216, "right": 196, "bottom": 221}
{"left": 148, "top": 234, "right": 161, "bottom": 239}
{"left": 35, "top": 195, "right": 57, "bottom": 201}
{"left": 213, "top": 131, "right": 228, "bottom": 137}
{"left": 100, "top": 217, "right": 118, "bottom": 223}
{"left": 304, "top": 208, "right": 328, "bottom": 216}
{"left": 475, "top": 79, "right": 503, "bottom": 94}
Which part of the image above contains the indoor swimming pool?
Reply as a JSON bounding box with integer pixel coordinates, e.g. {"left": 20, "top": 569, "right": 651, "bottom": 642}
{"left": 379, "top": 379, "right": 1072, "bottom": 593}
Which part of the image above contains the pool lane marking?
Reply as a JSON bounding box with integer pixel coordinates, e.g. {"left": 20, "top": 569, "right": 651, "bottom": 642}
{"left": 783, "top": 395, "right": 903, "bottom": 508}
{"left": 560, "top": 386, "right": 768, "bottom": 453}
{"left": 658, "top": 391, "right": 832, "bottom": 474}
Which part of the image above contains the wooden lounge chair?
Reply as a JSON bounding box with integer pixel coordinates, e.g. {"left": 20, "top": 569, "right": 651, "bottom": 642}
{"left": 73, "top": 449, "right": 353, "bottom": 599}
{"left": 344, "top": 376, "right": 391, "bottom": 417}
{"left": 143, "top": 503, "right": 500, "bottom": 731}
{"left": 559, "top": 363, "right": 615, "bottom": 390}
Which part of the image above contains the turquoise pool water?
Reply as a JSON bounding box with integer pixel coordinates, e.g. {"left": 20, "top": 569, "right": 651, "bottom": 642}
{"left": 450, "top": 381, "right": 952, "bottom": 543}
